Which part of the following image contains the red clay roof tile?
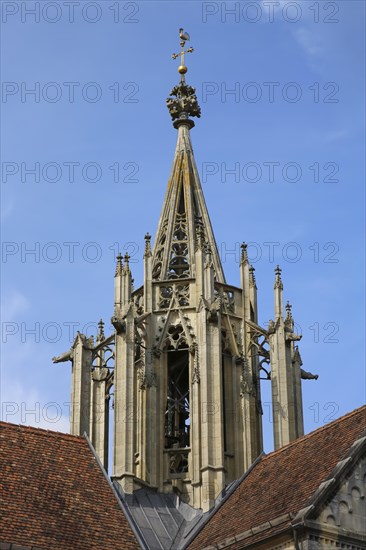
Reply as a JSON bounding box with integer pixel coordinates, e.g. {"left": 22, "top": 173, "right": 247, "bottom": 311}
{"left": 189, "top": 405, "right": 366, "bottom": 549}
{"left": 0, "top": 422, "right": 140, "bottom": 549}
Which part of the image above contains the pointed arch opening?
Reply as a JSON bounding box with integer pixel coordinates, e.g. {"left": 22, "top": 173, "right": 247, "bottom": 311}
{"left": 164, "top": 349, "right": 190, "bottom": 451}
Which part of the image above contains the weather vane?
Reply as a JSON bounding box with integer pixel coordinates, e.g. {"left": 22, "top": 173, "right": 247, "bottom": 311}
{"left": 166, "top": 28, "right": 201, "bottom": 123}
{"left": 171, "top": 28, "right": 194, "bottom": 81}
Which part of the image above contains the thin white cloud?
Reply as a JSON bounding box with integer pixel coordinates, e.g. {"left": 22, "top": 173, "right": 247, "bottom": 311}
{"left": 1, "top": 290, "right": 31, "bottom": 320}
{"left": 293, "top": 27, "right": 325, "bottom": 57}
{"left": 1, "top": 377, "right": 70, "bottom": 433}
{"left": 259, "top": 0, "right": 312, "bottom": 23}
{"left": 1, "top": 336, "right": 70, "bottom": 433}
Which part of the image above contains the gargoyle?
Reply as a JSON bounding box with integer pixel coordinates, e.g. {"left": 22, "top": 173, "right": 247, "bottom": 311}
{"left": 301, "top": 368, "right": 319, "bottom": 380}
{"left": 207, "top": 295, "right": 221, "bottom": 323}
{"left": 111, "top": 315, "right": 126, "bottom": 334}
{"left": 286, "top": 333, "right": 302, "bottom": 342}
{"left": 52, "top": 349, "right": 73, "bottom": 363}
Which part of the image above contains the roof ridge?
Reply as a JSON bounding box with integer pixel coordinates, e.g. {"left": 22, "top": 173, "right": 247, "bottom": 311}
{"left": 263, "top": 404, "right": 366, "bottom": 460}
{"left": 0, "top": 420, "right": 85, "bottom": 441}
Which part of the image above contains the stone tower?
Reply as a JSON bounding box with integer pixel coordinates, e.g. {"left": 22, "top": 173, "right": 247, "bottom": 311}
{"left": 53, "top": 30, "right": 318, "bottom": 513}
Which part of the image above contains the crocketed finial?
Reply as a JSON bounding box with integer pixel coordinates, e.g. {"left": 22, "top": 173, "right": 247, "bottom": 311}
{"left": 274, "top": 265, "right": 283, "bottom": 289}
{"left": 240, "top": 242, "right": 248, "bottom": 264}
{"left": 123, "top": 253, "right": 131, "bottom": 273}
{"left": 249, "top": 266, "right": 257, "bottom": 288}
{"left": 97, "top": 318, "right": 105, "bottom": 342}
{"left": 115, "top": 253, "right": 123, "bottom": 277}
{"left": 144, "top": 233, "right": 152, "bottom": 256}
{"left": 286, "top": 301, "right": 292, "bottom": 320}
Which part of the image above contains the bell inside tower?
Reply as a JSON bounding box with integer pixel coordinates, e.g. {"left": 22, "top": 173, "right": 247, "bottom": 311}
{"left": 165, "top": 348, "right": 190, "bottom": 474}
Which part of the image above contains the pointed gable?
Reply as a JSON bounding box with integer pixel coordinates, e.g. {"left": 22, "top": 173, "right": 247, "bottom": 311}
{"left": 188, "top": 405, "right": 366, "bottom": 549}
{"left": 0, "top": 422, "right": 140, "bottom": 550}
{"left": 315, "top": 454, "right": 366, "bottom": 534}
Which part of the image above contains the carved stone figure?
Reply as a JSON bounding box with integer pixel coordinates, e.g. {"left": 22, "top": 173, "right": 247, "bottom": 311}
{"left": 52, "top": 348, "right": 73, "bottom": 363}
{"left": 301, "top": 369, "right": 319, "bottom": 380}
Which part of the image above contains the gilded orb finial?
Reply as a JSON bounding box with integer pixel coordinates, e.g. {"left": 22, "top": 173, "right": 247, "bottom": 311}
{"left": 171, "top": 28, "right": 194, "bottom": 82}
{"left": 167, "top": 29, "right": 201, "bottom": 124}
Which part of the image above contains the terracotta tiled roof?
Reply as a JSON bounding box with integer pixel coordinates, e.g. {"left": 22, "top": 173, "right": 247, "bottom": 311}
{"left": 2, "top": 408, "right": 365, "bottom": 550}
{"left": 0, "top": 422, "right": 140, "bottom": 550}
{"left": 189, "top": 405, "right": 366, "bottom": 550}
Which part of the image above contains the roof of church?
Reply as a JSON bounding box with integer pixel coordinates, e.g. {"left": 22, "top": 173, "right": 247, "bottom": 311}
{"left": 188, "top": 404, "right": 366, "bottom": 550}
{"left": 0, "top": 421, "right": 140, "bottom": 550}
{"left": 1, "top": 406, "right": 365, "bottom": 550}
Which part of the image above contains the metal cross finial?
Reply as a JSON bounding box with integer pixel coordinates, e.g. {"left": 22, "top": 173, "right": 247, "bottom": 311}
{"left": 172, "top": 28, "right": 194, "bottom": 81}
{"left": 167, "top": 28, "right": 201, "bottom": 123}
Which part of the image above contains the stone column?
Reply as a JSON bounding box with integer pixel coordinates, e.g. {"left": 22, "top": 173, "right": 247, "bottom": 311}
{"left": 89, "top": 320, "right": 109, "bottom": 470}
{"left": 198, "top": 249, "right": 225, "bottom": 512}
{"left": 269, "top": 267, "right": 303, "bottom": 449}
{"left": 70, "top": 333, "right": 93, "bottom": 436}
{"left": 239, "top": 244, "right": 262, "bottom": 473}
{"left": 112, "top": 254, "right": 136, "bottom": 492}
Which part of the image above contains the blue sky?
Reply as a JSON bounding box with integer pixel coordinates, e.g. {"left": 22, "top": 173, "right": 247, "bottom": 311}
{"left": 1, "top": 1, "right": 365, "bottom": 451}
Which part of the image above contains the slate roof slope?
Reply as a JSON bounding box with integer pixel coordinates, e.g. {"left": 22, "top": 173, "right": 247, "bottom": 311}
{"left": 188, "top": 405, "right": 366, "bottom": 550}
{"left": 114, "top": 484, "right": 203, "bottom": 550}
{"left": 0, "top": 422, "right": 140, "bottom": 550}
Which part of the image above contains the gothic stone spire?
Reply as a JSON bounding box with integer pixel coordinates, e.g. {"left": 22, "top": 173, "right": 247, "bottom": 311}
{"left": 56, "top": 29, "right": 314, "bottom": 516}
{"left": 152, "top": 33, "right": 224, "bottom": 283}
